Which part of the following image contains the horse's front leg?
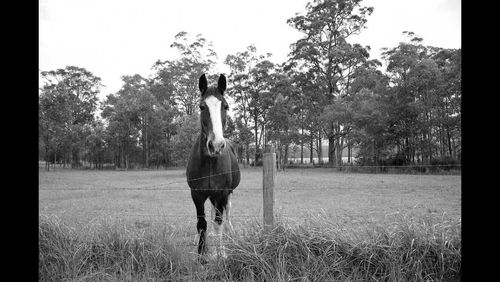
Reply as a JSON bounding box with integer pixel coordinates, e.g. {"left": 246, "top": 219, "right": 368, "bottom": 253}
{"left": 197, "top": 215, "right": 207, "bottom": 256}
{"left": 192, "top": 194, "right": 208, "bottom": 258}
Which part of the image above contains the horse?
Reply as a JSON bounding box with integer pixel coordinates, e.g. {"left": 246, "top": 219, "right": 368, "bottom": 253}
{"left": 186, "top": 73, "right": 240, "bottom": 258}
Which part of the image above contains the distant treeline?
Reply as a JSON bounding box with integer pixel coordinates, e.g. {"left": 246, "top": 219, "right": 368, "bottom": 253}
{"left": 39, "top": 0, "right": 460, "bottom": 170}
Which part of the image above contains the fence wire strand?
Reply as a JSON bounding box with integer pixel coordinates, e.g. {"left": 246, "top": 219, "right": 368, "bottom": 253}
{"left": 40, "top": 162, "right": 461, "bottom": 252}
{"left": 39, "top": 164, "right": 461, "bottom": 191}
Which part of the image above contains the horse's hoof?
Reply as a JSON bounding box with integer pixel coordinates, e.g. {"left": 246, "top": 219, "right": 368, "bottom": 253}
{"left": 206, "top": 248, "right": 227, "bottom": 260}
{"left": 197, "top": 255, "right": 208, "bottom": 264}
{"left": 215, "top": 247, "right": 227, "bottom": 259}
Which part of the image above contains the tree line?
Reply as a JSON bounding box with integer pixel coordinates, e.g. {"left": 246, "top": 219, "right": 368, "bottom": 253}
{"left": 39, "top": 0, "right": 461, "bottom": 171}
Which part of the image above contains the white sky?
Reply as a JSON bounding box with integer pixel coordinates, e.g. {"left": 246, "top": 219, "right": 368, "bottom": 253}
{"left": 39, "top": 0, "right": 461, "bottom": 102}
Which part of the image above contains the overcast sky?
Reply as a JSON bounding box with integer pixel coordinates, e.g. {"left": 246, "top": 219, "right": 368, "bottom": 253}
{"left": 39, "top": 0, "right": 461, "bottom": 101}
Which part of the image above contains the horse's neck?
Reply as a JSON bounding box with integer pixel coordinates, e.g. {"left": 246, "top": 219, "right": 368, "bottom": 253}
{"left": 197, "top": 134, "right": 206, "bottom": 159}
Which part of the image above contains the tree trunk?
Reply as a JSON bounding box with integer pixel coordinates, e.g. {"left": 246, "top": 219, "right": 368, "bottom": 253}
{"left": 318, "top": 130, "right": 322, "bottom": 164}
{"left": 300, "top": 111, "right": 304, "bottom": 164}
{"left": 278, "top": 141, "right": 283, "bottom": 171}
{"left": 53, "top": 146, "right": 57, "bottom": 171}
{"left": 300, "top": 123, "right": 304, "bottom": 164}
{"left": 337, "top": 134, "right": 344, "bottom": 167}
{"left": 70, "top": 143, "right": 74, "bottom": 168}
{"left": 260, "top": 122, "right": 266, "bottom": 148}
{"left": 121, "top": 144, "right": 125, "bottom": 168}
{"left": 284, "top": 143, "right": 289, "bottom": 171}
{"left": 447, "top": 126, "right": 453, "bottom": 158}
{"left": 145, "top": 119, "right": 149, "bottom": 168}
{"left": 254, "top": 115, "right": 259, "bottom": 164}
{"left": 328, "top": 136, "right": 335, "bottom": 167}
{"left": 310, "top": 132, "right": 314, "bottom": 164}
{"left": 245, "top": 143, "right": 250, "bottom": 168}
{"left": 347, "top": 142, "right": 351, "bottom": 164}
{"left": 372, "top": 138, "right": 376, "bottom": 166}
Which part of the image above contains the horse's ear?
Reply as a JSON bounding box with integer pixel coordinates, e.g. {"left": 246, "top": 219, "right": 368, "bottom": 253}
{"left": 217, "top": 74, "right": 226, "bottom": 94}
{"left": 199, "top": 74, "right": 207, "bottom": 94}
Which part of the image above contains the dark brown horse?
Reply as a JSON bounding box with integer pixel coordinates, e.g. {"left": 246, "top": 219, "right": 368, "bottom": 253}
{"left": 186, "top": 74, "right": 240, "bottom": 257}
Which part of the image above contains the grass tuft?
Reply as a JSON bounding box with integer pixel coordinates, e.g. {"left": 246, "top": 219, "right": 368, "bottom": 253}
{"left": 39, "top": 212, "right": 460, "bottom": 281}
{"left": 39, "top": 215, "right": 188, "bottom": 281}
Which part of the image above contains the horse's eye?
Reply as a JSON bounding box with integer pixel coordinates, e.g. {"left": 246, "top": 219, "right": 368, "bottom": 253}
{"left": 199, "top": 104, "right": 206, "bottom": 111}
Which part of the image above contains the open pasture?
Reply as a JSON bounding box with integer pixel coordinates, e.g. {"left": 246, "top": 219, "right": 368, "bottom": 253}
{"left": 39, "top": 167, "right": 460, "bottom": 231}
{"left": 39, "top": 168, "right": 461, "bottom": 281}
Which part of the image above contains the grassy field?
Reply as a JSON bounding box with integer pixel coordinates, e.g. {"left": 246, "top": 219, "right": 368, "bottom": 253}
{"left": 39, "top": 167, "right": 461, "bottom": 224}
{"left": 39, "top": 167, "right": 461, "bottom": 281}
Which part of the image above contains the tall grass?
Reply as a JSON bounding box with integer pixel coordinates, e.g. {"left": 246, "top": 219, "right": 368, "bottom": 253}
{"left": 222, "top": 213, "right": 461, "bottom": 281}
{"left": 39, "top": 212, "right": 460, "bottom": 281}
{"left": 39, "top": 216, "right": 191, "bottom": 281}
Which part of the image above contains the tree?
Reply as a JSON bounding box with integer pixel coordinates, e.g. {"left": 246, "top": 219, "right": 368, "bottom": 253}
{"left": 233, "top": 117, "right": 254, "bottom": 165}
{"left": 267, "top": 70, "right": 299, "bottom": 169}
{"left": 225, "top": 46, "right": 275, "bottom": 165}
{"left": 432, "top": 48, "right": 461, "bottom": 160}
{"left": 345, "top": 60, "right": 389, "bottom": 163}
{"left": 153, "top": 32, "right": 218, "bottom": 116}
{"left": 40, "top": 66, "right": 102, "bottom": 168}
{"left": 247, "top": 58, "right": 276, "bottom": 164}
{"left": 290, "top": 67, "right": 326, "bottom": 164}
{"left": 85, "top": 119, "right": 106, "bottom": 169}
{"left": 288, "top": 0, "right": 374, "bottom": 166}
{"left": 224, "top": 45, "right": 257, "bottom": 164}
{"left": 349, "top": 88, "right": 390, "bottom": 166}
{"left": 39, "top": 86, "right": 68, "bottom": 170}
{"left": 170, "top": 114, "right": 200, "bottom": 166}
{"left": 101, "top": 75, "right": 144, "bottom": 169}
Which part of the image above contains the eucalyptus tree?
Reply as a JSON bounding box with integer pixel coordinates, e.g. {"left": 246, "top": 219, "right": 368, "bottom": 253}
{"left": 247, "top": 57, "right": 275, "bottom": 163}
{"left": 85, "top": 119, "right": 106, "bottom": 169}
{"left": 287, "top": 0, "right": 374, "bottom": 166}
{"left": 224, "top": 45, "right": 259, "bottom": 164}
{"left": 349, "top": 88, "right": 391, "bottom": 165}
{"left": 225, "top": 46, "right": 274, "bottom": 164}
{"left": 147, "top": 78, "right": 179, "bottom": 167}
{"left": 39, "top": 66, "right": 102, "bottom": 167}
{"left": 346, "top": 62, "right": 392, "bottom": 165}
{"left": 287, "top": 66, "right": 327, "bottom": 164}
{"left": 267, "top": 69, "right": 300, "bottom": 169}
{"left": 432, "top": 48, "right": 461, "bottom": 160}
{"left": 170, "top": 113, "right": 200, "bottom": 166}
{"left": 101, "top": 75, "right": 155, "bottom": 168}
{"left": 381, "top": 32, "right": 436, "bottom": 164}
{"left": 39, "top": 85, "right": 68, "bottom": 170}
{"left": 378, "top": 31, "right": 462, "bottom": 165}
{"left": 153, "top": 32, "right": 218, "bottom": 116}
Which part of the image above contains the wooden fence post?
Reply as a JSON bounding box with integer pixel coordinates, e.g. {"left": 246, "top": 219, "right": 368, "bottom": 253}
{"left": 263, "top": 145, "right": 276, "bottom": 232}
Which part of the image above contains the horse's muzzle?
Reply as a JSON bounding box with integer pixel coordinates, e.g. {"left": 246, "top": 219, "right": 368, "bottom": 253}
{"left": 207, "top": 139, "right": 226, "bottom": 156}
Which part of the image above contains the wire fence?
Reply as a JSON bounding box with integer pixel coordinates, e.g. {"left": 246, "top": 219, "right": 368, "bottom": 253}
{"left": 39, "top": 164, "right": 461, "bottom": 191}
{"left": 39, "top": 162, "right": 461, "bottom": 249}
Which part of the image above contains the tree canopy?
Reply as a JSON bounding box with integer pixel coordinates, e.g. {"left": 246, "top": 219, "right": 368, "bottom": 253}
{"left": 39, "top": 1, "right": 461, "bottom": 171}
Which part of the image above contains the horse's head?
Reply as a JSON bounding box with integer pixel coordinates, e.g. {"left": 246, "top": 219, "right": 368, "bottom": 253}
{"left": 198, "top": 74, "right": 229, "bottom": 157}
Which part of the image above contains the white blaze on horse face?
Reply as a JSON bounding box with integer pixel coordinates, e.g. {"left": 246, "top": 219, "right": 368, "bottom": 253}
{"left": 205, "top": 95, "right": 225, "bottom": 152}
